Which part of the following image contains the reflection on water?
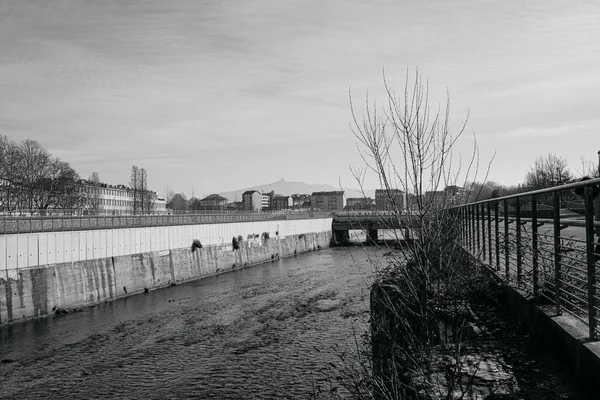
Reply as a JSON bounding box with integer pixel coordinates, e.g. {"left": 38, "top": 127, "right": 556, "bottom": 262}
{"left": 0, "top": 248, "right": 377, "bottom": 399}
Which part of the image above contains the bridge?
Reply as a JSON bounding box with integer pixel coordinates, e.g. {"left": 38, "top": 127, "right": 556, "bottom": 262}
{"left": 331, "top": 212, "right": 415, "bottom": 244}
{"left": 453, "top": 177, "right": 600, "bottom": 385}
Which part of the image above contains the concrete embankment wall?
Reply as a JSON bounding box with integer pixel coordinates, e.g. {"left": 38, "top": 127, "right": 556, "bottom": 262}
{"left": 0, "top": 218, "right": 332, "bottom": 324}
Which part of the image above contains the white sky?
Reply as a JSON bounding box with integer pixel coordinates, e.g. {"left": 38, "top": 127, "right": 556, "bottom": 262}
{"left": 1, "top": 0, "right": 599, "bottom": 197}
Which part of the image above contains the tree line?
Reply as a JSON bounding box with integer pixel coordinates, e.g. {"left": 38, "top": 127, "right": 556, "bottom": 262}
{"left": 0, "top": 135, "right": 84, "bottom": 212}
{"left": 464, "top": 153, "right": 600, "bottom": 203}
{"left": 0, "top": 135, "right": 155, "bottom": 213}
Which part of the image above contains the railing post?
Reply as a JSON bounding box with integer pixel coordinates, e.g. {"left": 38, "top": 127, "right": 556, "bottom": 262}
{"left": 503, "top": 199, "right": 510, "bottom": 281}
{"left": 585, "top": 186, "right": 597, "bottom": 339}
{"left": 532, "top": 195, "right": 539, "bottom": 297}
{"left": 553, "top": 191, "right": 562, "bottom": 315}
{"left": 481, "top": 203, "right": 486, "bottom": 261}
{"left": 466, "top": 206, "right": 471, "bottom": 251}
{"left": 494, "top": 201, "right": 500, "bottom": 271}
{"left": 462, "top": 207, "right": 467, "bottom": 247}
{"left": 476, "top": 204, "right": 481, "bottom": 253}
{"left": 516, "top": 197, "right": 522, "bottom": 286}
{"left": 470, "top": 204, "right": 475, "bottom": 252}
{"left": 487, "top": 202, "right": 492, "bottom": 263}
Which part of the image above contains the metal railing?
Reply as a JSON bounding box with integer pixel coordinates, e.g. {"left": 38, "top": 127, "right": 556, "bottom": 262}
{"left": 0, "top": 210, "right": 333, "bottom": 235}
{"left": 453, "top": 178, "right": 600, "bottom": 340}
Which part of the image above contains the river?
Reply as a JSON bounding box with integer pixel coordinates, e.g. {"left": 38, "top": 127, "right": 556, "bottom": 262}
{"left": 1, "top": 243, "right": 596, "bottom": 399}
{"left": 0, "top": 247, "right": 377, "bottom": 399}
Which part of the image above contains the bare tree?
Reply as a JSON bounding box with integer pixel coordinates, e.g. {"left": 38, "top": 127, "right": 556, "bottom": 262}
{"left": 165, "top": 185, "right": 175, "bottom": 203}
{"left": 524, "top": 153, "right": 573, "bottom": 190}
{"left": 129, "top": 165, "right": 140, "bottom": 212}
{"left": 89, "top": 171, "right": 100, "bottom": 183}
{"left": 576, "top": 156, "right": 600, "bottom": 179}
{"left": 0, "top": 135, "right": 21, "bottom": 211}
{"left": 139, "top": 167, "right": 155, "bottom": 212}
{"left": 348, "top": 69, "right": 493, "bottom": 398}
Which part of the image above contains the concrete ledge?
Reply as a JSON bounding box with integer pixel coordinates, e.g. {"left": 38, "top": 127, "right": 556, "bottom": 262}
{"left": 493, "top": 275, "right": 600, "bottom": 389}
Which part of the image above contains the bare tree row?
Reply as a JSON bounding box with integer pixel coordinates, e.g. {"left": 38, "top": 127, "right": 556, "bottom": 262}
{"left": 129, "top": 165, "right": 155, "bottom": 212}
{"left": 463, "top": 152, "right": 600, "bottom": 203}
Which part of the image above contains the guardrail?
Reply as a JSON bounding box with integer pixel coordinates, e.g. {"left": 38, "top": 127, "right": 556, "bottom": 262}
{"left": 453, "top": 178, "right": 600, "bottom": 340}
{"left": 0, "top": 210, "right": 333, "bottom": 235}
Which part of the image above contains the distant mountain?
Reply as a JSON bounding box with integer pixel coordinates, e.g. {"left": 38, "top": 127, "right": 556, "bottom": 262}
{"left": 219, "top": 179, "right": 375, "bottom": 202}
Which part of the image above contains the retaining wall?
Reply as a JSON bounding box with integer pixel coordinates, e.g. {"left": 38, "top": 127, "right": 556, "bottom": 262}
{"left": 0, "top": 219, "right": 332, "bottom": 324}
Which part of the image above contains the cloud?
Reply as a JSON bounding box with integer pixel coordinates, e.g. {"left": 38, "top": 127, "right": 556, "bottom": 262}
{"left": 502, "top": 123, "right": 596, "bottom": 139}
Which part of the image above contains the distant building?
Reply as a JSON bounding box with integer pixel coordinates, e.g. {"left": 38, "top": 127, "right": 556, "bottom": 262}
{"left": 291, "top": 194, "right": 311, "bottom": 208}
{"left": 198, "top": 194, "right": 228, "bottom": 210}
{"left": 226, "top": 201, "right": 243, "bottom": 211}
{"left": 375, "top": 189, "right": 405, "bottom": 212}
{"left": 80, "top": 180, "right": 167, "bottom": 214}
{"left": 423, "top": 186, "right": 464, "bottom": 208}
{"left": 346, "top": 197, "right": 375, "bottom": 210}
{"left": 273, "top": 195, "right": 293, "bottom": 210}
{"left": 311, "top": 191, "right": 345, "bottom": 210}
{"left": 242, "top": 190, "right": 262, "bottom": 211}
{"left": 261, "top": 190, "right": 275, "bottom": 209}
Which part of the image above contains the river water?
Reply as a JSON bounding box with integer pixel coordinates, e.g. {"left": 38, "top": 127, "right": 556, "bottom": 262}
{"left": 0, "top": 247, "right": 378, "bottom": 399}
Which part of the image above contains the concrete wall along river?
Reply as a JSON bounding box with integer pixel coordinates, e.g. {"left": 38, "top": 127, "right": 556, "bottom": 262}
{"left": 0, "top": 218, "right": 333, "bottom": 324}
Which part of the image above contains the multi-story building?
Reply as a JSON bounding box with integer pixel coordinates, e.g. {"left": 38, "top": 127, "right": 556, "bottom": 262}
{"left": 273, "top": 195, "right": 293, "bottom": 210}
{"left": 80, "top": 181, "right": 167, "bottom": 214}
{"left": 423, "top": 186, "right": 464, "bottom": 208}
{"left": 261, "top": 190, "right": 275, "bottom": 209}
{"left": 346, "top": 197, "right": 375, "bottom": 210}
{"left": 311, "top": 191, "right": 345, "bottom": 210}
{"left": 291, "top": 194, "right": 311, "bottom": 209}
{"left": 375, "top": 189, "right": 405, "bottom": 212}
{"left": 198, "top": 194, "right": 228, "bottom": 210}
{"left": 242, "top": 190, "right": 262, "bottom": 211}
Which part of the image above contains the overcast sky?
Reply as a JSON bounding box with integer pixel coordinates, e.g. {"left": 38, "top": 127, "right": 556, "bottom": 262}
{"left": 1, "top": 0, "right": 599, "bottom": 198}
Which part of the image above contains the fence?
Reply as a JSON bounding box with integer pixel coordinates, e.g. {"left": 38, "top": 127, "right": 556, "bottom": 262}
{"left": 0, "top": 210, "right": 333, "bottom": 235}
{"left": 453, "top": 178, "right": 600, "bottom": 340}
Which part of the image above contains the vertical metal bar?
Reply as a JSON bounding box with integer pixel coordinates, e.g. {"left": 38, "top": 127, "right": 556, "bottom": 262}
{"left": 480, "top": 203, "right": 486, "bottom": 260}
{"left": 585, "top": 186, "right": 597, "bottom": 339}
{"left": 495, "top": 202, "right": 500, "bottom": 271}
{"left": 472, "top": 204, "right": 477, "bottom": 252}
{"left": 467, "top": 206, "right": 472, "bottom": 250}
{"left": 532, "top": 195, "right": 539, "bottom": 297}
{"left": 463, "top": 207, "right": 467, "bottom": 247}
{"left": 476, "top": 204, "right": 481, "bottom": 253}
{"left": 516, "top": 197, "right": 522, "bottom": 286}
{"left": 487, "top": 202, "right": 492, "bottom": 263}
{"left": 553, "top": 191, "right": 562, "bottom": 315}
{"left": 503, "top": 199, "right": 510, "bottom": 281}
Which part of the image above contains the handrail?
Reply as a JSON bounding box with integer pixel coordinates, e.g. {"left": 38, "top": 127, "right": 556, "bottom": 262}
{"left": 453, "top": 177, "right": 600, "bottom": 207}
{"left": 453, "top": 178, "right": 600, "bottom": 340}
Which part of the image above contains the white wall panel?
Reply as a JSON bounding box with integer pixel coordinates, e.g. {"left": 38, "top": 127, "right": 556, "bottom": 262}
{"left": 117, "top": 229, "right": 125, "bottom": 256}
{"left": 17, "top": 235, "right": 28, "bottom": 268}
{"left": 134, "top": 229, "right": 141, "bottom": 254}
{"left": 87, "top": 231, "right": 95, "bottom": 260}
{"left": 99, "top": 230, "right": 107, "bottom": 258}
{"left": 47, "top": 233, "right": 56, "bottom": 265}
{"left": 79, "top": 231, "right": 87, "bottom": 261}
{"left": 26, "top": 234, "right": 38, "bottom": 267}
{"left": 0, "top": 235, "right": 6, "bottom": 271}
{"left": 1, "top": 218, "right": 333, "bottom": 266}
{"left": 38, "top": 233, "right": 48, "bottom": 266}
{"left": 106, "top": 230, "right": 114, "bottom": 257}
{"left": 6, "top": 236, "right": 17, "bottom": 270}
{"left": 63, "top": 232, "right": 72, "bottom": 263}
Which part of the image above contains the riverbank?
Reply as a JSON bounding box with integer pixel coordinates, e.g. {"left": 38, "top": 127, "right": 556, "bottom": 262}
{"left": 0, "top": 230, "right": 331, "bottom": 325}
